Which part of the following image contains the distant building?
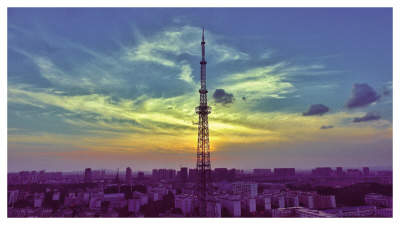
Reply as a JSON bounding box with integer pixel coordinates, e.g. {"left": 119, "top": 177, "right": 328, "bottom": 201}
{"left": 274, "top": 168, "right": 295, "bottom": 177}
{"left": 363, "top": 167, "right": 370, "bottom": 176}
{"left": 167, "top": 169, "right": 176, "bottom": 180}
{"left": 84, "top": 168, "right": 92, "bottom": 183}
{"left": 138, "top": 171, "right": 144, "bottom": 180}
{"left": 126, "top": 167, "right": 132, "bottom": 185}
{"left": 152, "top": 169, "right": 158, "bottom": 179}
{"left": 227, "top": 168, "right": 236, "bottom": 182}
{"left": 215, "top": 168, "right": 228, "bottom": 181}
{"left": 232, "top": 182, "right": 258, "bottom": 198}
{"left": 181, "top": 167, "right": 188, "bottom": 183}
{"left": 189, "top": 169, "right": 197, "bottom": 182}
{"left": 336, "top": 167, "right": 343, "bottom": 176}
{"left": 347, "top": 169, "right": 361, "bottom": 177}
{"left": 312, "top": 167, "right": 332, "bottom": 177}
{"left": 92, "top": 170, "right": 100, "bottom": 179}
{"left": 100, "top": 170, "right": 106, "bottom": 177}
{"left": 253, "top": 169, "right": 272, "bottom": 176}
{"left": 158, "top": 169, "right": 167, "bottom": 180}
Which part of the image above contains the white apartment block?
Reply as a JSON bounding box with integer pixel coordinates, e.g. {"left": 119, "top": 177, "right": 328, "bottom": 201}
{"left": 271, "top": 196, "right": 285, "bottom": 208}
{"left": 175, "top": 194, "right": 193, "bottom": 214}
{"left": 221, "top": 198, "right": 241, "bottom": 217}
{"left": 240, "top": 198, "right": 256, "bottom": 212}
{"left": 34, "top": 197, "right": 44, "bottom": 208}
{"left": 128, "top": 199, "right": 141, "bottom": 213}
{"left": 285, "top": 196, "right": 299, "bottom": 207}
{"left": 297, "top": 194, "right": 314, "bottom": 209}
{"left": 152, "top": 187, "right": 167, "bottom": 200}
{"left": 232, "top": 182, "right": 258, "bottom": 198}
{"left": 207, "top": 202, "right": 221, "bottom": 217}
{"left": 132, "top": 191, "right": 148, "bottom": 205}
{"left": 52, "top": 192, "right": 60, "bottom": 201}
{"left": 148, "top": 191, "right": 159, "bottom": 202}
{"left": 64, "top": 196, "right": 83, "bottom": 206}
{"left": 256, "top": 196, "right": 271, "bottom": 210}
{"left": 88, "top": 193, "right": 125, "bottom": 209}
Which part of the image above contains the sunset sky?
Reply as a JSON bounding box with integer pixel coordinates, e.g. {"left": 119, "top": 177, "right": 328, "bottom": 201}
{"left": 7, "top": 8, "right": 393, "bottom": 172}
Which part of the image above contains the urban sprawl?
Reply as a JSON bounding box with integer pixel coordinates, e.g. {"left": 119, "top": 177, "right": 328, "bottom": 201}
{"left": 7, "top": 167, "right": 392, "bottom": 218}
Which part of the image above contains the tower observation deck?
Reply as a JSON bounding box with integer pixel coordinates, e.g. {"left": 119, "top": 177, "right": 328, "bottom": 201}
{"left": 195, "top": 28, "right": 217, "bottom": 217}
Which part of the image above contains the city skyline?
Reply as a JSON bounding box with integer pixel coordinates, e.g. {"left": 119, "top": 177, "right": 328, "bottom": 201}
{"left": 7, "top": 8, "right": 393, "bottom": 172}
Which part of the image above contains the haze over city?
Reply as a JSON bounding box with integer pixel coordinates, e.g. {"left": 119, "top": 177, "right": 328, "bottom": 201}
{"left": 7, "top": 8, "right": 392, "bottom": 172}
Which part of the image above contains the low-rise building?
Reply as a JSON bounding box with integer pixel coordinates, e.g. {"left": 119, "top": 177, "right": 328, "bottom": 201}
{"left": 322, "top": 206, "right": 376, "bottom": 217}
{"left": 272, "top": 207, "right": 334, "bottom": 218}
{"left": 376, "top": 208, "right": 392, "bottom": 217}
{"left": 364, "top": 193, "right": 392, "bottom": 208}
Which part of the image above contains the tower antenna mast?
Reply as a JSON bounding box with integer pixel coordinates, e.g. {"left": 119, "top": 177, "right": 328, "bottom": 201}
{"left": 195, "top": 27, "right": 216, "bottom": 217}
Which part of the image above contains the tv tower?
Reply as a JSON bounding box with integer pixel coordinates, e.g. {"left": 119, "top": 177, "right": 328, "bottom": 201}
{"left": 195, "top": 28, "right": 216, "bottom": 217}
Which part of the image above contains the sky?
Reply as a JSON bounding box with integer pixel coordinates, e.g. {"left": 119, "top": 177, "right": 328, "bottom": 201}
{"left": 7, "top": 8, "right": 393, "bottom": 172}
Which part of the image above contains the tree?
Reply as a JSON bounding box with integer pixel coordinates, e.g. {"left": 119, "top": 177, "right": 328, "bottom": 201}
{"left": 170, "top": 207, "right": 183, "bottom": 215}
{"left": 221, "top": 207, "right": 231, "bottom": 217}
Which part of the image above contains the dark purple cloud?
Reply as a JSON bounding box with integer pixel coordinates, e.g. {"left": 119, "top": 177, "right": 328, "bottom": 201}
{"left": 213, "top": 89, "right": 235, "bottom": 105}
{"left": 353, "top": 112, "right": 381, "bottom": 123}
{"left": 345, "top": 83, "right": 381, "bottom": 108}
{"left": 302, "top": 104, "right": 330, "bottom": 116}
{"left": 320, "top": 125, "right": 334, "bottom": 129}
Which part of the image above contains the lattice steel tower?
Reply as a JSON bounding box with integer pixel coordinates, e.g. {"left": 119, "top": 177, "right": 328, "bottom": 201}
{"left": 195, "top": 28, "right": 216, "bottom": 217}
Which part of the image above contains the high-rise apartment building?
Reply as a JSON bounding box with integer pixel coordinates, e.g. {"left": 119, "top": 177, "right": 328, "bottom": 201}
{"left": 274, "top": 168, "right": 295, "bottom": 177}
{"left": 181, "top": 167, "right": 188, "bottom": 183}
{"left": 227, "top": 168, "right": 236, "bottom": 182}
{"left": 138, "top": 171, "right": 144, "bottom": 180}
{"left": 312, "top": 167, "right": 332, "bottom": 177}
{"left": 214, "top": 168, "right": 228, "bottom": 181}
{"left": 336, "top": 167, "right": 343, "bottom": 176}
{"left": 152, "top": 169, "right": 158, "bottom": 179}
{"left": 189, "top": 169, "right": 197, "bottom": 182}
{"left": 84, "top": 168, "right": 92, "bottom": 183}
{"left": 363, "top": 167, "right": 370, "bottom": 176}
{"left": 126, "top": 167, "right": 132, "bottom": 185}
{"left": 253, "top": 169, "right": 272, "bottom": 176}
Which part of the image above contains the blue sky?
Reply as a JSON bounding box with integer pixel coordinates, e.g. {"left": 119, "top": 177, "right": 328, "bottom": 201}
{"left": 7, "top": 8, "right": 393, "bottom": 172}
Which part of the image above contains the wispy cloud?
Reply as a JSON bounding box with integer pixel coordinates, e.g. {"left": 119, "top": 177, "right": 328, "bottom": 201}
{"left": 221, "top": 63, "right": 295, "bottom": 99}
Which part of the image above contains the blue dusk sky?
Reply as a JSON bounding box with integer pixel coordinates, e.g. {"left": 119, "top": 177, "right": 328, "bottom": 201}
{"left": 6, "top": 7, "right": 393, "bottom": 172}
